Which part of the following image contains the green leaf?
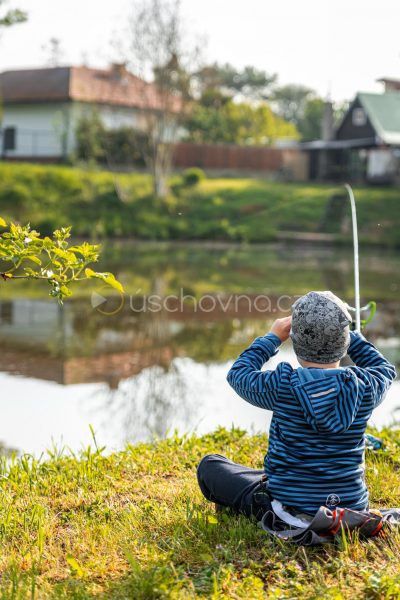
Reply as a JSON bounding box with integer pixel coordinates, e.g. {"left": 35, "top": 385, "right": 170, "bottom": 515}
{"left": 84, "top": 268, "right": 97, "bottom": 278}
{"left": 59, "top": 285, "right": 72, "bottom": 298}
{"left": 52, "top": 247, "right": 77, "bottom": 263}
{"left": 85, "top": 269, "right": 124, "bottom": 293}
{"left": 102, "top": 273, "right": 124, "bottom": 293}
{"left": 0, "top": 217, "right": 119, "bottom": 302}
{"left": 70, "top": 242, "right": 100, "bottom": 261}
{"left": 25, "top": 255, "right": 42, "bottom": 266}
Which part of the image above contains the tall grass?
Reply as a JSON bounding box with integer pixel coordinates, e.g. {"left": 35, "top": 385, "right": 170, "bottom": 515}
{"left": 0, "top": 162, "right": 399, "bottom": 245}
{"left": 0, "top": 426, "right": 399, "bottom": 598}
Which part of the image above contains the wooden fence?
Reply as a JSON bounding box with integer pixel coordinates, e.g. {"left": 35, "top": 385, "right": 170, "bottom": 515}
{"left": 173, "top": 142, "right": 309, "bottom": 180}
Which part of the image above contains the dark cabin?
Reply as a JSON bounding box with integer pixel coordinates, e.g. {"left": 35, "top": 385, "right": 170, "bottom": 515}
{"left": 304, "top": 89, "right": 400, "bottom": 184}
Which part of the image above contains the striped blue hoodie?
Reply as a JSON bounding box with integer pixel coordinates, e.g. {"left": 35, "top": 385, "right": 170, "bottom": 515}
{"left": 227, "top": 331, "right": 396, "bottom": 515}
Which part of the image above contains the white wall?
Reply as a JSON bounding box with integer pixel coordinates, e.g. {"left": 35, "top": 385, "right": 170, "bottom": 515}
{"left": 0, "top": 102, "right": 71, "bottom": 157}
{"left": 0, "top": 101, "right": 145, "bottom": 158}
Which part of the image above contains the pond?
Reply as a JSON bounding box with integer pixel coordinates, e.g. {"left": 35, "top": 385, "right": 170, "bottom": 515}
{"left": 0, "top": 241, "right": 399, "bottom": 455}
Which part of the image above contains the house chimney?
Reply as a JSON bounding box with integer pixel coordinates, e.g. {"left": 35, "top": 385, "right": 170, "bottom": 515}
{"left": 321, "top": 101, "right": 334, "bottom": 141}
{"left": 377, "top": 78, "right": 400, "bottom": 93}
{"left": 111, "top": 63, "right": 128, "bottom": 79}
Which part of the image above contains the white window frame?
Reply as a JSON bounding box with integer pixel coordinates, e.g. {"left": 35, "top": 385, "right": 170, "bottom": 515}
{"left": 352, "top": 108, "right": 367, "bottom": 127}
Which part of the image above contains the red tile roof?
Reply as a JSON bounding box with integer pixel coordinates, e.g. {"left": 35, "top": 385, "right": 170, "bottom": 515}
{"left": 0, "top": 64, "right": 181, "bottom": 111}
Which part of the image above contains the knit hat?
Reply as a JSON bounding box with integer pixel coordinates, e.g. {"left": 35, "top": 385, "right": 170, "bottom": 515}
{"left": 290, "top": 291, "right": 352, "bottom": 364}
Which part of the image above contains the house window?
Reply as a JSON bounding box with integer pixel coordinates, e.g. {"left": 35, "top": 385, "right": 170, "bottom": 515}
{"left": 352, "top": 108, "right": 367, "bottom": 127}
{"left": 2, "top": 127, "right": 16, "bottom": 152}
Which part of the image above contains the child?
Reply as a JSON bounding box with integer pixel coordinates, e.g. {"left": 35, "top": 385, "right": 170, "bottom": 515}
{"left": 197, "top": 291, "right": 397, "bottom": 521}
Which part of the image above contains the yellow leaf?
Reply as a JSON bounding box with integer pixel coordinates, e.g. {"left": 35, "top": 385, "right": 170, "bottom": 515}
{"left": 66, "top": 555, "right": 83, "bottom": 577}
{"left": 207, "top": 515, "right": 218, "bottom": 524}
{"left": 84, "top": 269, "right": 124, "bottom": 293}
{"left": 103, "top": 274, "right": 124, "bottom": 293}
{"left": 0, "top": 217, "right": 7, "bottom": 228}
{"left": 26, "top": 255, "right": 42, "bottom": 266}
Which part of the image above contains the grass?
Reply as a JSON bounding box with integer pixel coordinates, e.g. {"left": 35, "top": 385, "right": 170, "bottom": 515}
{"left": 1, "top": 427, "right": 400, "bottom": 598}
{"left": 0, "top": 162, "right": 399, "bottom": 245}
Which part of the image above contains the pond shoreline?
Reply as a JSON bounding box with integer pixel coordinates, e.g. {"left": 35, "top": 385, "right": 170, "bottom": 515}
{"left": 2, "top": 163, "right": 399, "bottom": 246}
{"left": 88, "top": 235, "right": 399, "bottom": 251}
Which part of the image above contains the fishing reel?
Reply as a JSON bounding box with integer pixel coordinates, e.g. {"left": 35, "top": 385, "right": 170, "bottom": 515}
{"left": 347, "top": 301, "right": 376, "bottom": 332}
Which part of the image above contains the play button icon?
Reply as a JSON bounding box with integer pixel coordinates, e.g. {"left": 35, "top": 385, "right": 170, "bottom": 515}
{"left": 91, "top": 291, "right": 107, "bottom": 309}
{"left": 91, "top": 286, "right": 125, "bottom": 315}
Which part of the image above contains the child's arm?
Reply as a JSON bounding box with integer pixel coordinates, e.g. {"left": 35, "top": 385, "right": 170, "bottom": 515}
{"left": 347, "top": 331, "right": 397, "bottom": 408}
{"left": 227, "top": 317, "right": 291, "bottom": 411}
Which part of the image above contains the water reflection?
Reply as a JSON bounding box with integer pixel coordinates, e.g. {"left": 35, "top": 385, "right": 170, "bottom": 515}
{"left": 87, "top": 360, "right": 196, "bottom": 442}
{"left": 0, "top": 242, "right": 398, "bottom": 454}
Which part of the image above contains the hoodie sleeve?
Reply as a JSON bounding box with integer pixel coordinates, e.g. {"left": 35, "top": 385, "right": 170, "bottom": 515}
{"left": 347, "top": 331, "right": 397, "bottom": 409}
{"left": 226, "top": 332, "right": 284, "bottom": 411}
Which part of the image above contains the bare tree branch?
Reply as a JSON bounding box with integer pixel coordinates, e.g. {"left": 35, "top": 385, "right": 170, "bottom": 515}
{"left": 114, "top": 0, "right": 200, "bottom": 198}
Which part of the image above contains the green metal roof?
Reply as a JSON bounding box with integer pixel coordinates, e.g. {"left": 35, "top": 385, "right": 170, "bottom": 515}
{"left": 358, "top": 92, "right": 400, "bottom": 145}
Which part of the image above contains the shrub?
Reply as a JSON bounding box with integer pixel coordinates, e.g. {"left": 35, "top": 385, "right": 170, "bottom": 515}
{"left": 182, "top": 167, "right": 206, "bottom": 187}
{"left": 0, "top": 183, "right": 30, "bottom": 221}
{"left": 75, "top": 110, "right": 105, "bottom": 163}
{"left": 103, "top": 128, "right": 147, "bottom": 167}
{"left": 75, "top": 114, "right": 147, "bottom": 168}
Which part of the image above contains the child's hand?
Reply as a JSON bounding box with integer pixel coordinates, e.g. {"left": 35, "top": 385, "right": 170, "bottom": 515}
{"left": 270, "top": 316, "right": 292, "bottom": 342}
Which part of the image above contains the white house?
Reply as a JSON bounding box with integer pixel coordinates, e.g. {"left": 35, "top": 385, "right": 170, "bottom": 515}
{"left": 0, "top": 63, "right": 178, "bottom": 160}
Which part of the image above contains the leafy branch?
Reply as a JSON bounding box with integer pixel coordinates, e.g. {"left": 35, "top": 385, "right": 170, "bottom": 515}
{"left": 0, "top": 0, "right": 27, "bottom": 28}
{"left": 0, "top": 217, "right": 123, "bottom": 302}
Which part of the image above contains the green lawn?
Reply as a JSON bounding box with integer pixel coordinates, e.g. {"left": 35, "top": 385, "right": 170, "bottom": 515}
{"left": 0, "top": 162, "right": 399, "bottom": 245}
{"left": 1, "top": 427, "right": 400, "bottom": 599}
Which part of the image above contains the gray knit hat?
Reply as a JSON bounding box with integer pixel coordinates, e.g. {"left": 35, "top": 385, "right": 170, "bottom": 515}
{"left": 290, "top": 291, "right": 352, "bottom": 364}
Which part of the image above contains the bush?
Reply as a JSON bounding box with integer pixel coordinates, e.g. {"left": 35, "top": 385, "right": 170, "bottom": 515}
{"left": 0, "top": 183, "right": 30, "bottom": 221}
{"left": 182, "top": 167, "right": 206, "bottom": 187}
{"left": 103, "top": 128, "right": 147, "bottom": 167}
{"left": 75, "top": 113, "right": 147, "bottom": 168}
{"left": 75, "top": 111, "right": 105, "bottom": 163}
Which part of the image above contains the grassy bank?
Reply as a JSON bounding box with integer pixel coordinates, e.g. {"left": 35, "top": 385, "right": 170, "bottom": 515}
{"left": 0, "top": 162, "right": 399, "bottom": 245}
{"left": 1, "top": 427, "right": 400, "bottom": 599}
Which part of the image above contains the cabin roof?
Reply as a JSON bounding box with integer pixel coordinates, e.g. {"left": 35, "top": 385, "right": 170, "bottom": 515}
{"left": 357, "top": 92, "right": 400, "bottom": 145}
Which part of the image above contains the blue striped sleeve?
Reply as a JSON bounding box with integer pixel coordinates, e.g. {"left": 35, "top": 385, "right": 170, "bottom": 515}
{"left": 227, "top": 332, "right": 285, "bottom": 411}
{"left": 347, "top": 331, "right": 397, "bottom": 409}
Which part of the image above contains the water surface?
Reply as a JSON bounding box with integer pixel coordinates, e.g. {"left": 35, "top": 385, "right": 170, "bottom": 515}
{"left": 0, "top": 242, "right": 398, "bottom": 455}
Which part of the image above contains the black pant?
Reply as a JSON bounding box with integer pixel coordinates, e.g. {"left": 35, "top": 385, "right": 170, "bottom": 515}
{"left": 197, "top": 454, "right": 272, "bottom": 520}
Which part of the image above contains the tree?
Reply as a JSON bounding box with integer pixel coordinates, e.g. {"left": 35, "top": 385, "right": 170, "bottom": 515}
{"left": 0, "top": 1, "right": 27, "bottom": 123}
{"left": 184, "top": 99, "right": 298, "bottom": 145}
{"left": 333, "top": 100, "right": 350, "bottom": 126}
{"left": 193, "top": 63, "right": 277, "bottom": 101}
{"left": 120, "top": 0, "right": 195, "bottom": 198}
{"left": 185, "top": 62, "right": 296, "bottom": 145}
{"left": 272, "top": 84, "right": 314, "bottom": 124}
{"left": 0, "top": 217, "right": 123, "bottom": 302}
{"left": 0, "top": 0, "right": 27, "bottom": 29}
{"left": 42, "top": 37, "right": 64, "bottom": 67}
{"left": 297, "top": 97, "right": 325, "bottom": 141}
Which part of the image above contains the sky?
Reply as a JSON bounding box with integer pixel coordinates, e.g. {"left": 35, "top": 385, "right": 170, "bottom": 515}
{"left": 0, "top": 0, "right": 399, "bottom": 102}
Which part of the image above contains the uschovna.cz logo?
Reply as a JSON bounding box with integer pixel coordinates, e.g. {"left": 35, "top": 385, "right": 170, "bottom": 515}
{"left": 91, "top": 288, "right": 300, "bottom": 315}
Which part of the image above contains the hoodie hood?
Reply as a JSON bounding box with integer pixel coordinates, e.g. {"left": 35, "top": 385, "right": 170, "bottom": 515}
{"left": 292, "top": 367, "right": 366, "bottom": 434}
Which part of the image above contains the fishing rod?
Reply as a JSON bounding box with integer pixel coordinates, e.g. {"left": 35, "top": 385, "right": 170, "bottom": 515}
{"left": 343, "top": 183, "right": 376, "bottom": 333}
